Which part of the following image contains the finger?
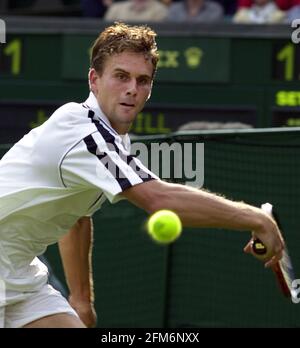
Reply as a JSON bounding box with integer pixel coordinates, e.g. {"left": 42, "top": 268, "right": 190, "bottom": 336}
{"left": 264, "top": 250, "right": 283, "bottom": 268}
{"left": 243, "top": 240, "right": 253, "bottom": 253}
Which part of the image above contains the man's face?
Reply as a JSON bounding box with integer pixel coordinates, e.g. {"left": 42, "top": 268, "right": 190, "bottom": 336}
{"left": 89, "top": 51, "right": 154, "bottom": 134}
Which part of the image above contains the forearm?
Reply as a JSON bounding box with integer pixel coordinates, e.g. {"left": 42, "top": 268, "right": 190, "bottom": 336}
{"left": 58, "top": 216, "right": 94, "bottom": 302}
{"left": 161, "top": 183, "right": 265, "bottom": 231}
{"left": 122, "top": 180, "right": 284, "bottom": 266}
{"left": 165, "top": 184, "right": 284, "bottom": 266}
{"left": 124, "top": 180, "right": 269, "bottom": 232}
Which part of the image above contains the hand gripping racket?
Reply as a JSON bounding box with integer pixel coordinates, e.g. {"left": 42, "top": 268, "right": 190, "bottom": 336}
{"left": 252, "top": 203, "right": 296, "bottom": 300}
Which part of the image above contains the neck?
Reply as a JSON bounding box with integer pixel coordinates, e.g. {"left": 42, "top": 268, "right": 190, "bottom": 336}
{"left": 110, "top": 122, "right": 131, "bottom": 135}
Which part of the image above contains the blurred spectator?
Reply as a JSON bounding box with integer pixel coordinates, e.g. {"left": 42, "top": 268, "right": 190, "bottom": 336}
{"left": 233, "top": 0, "right": 285, "bottom": 23}
{"left": 238, "top": 0, "right": 300, "bottom": 10}
{"left": 104, "top": 0, "right": 168, "bottom": 21}
{"left": 166, "top": 0, "right": 224, "bottom": 22}
{"left": 286, "top": 4, "right": 300, "bottom": 21}
{"left": 160, "top": 0, "right": 174, "bottom": 6}
{"left": 81, "top": 0, "right": 110, "bottom": 17}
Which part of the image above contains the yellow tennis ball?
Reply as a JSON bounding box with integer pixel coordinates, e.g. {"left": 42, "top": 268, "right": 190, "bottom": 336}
{"left": 147, "top": 210, "right": 182, "bottom": 244}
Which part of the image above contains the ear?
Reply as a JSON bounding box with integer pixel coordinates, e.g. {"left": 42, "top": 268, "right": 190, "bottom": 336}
{"left": 88, "top": 68, "right": 99, "bottom": 94}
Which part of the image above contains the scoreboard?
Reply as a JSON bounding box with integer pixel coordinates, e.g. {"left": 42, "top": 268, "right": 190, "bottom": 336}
{"left": 0, "top": 18, "right": 299, "bottom": 143}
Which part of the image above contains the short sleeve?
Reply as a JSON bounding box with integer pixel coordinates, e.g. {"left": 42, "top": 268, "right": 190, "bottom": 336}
{"left": 60, "top": 128, "right": 158, "bottom": 204}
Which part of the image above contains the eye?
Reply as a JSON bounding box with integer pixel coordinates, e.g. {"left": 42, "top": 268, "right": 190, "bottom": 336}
{"left": 138, "top": 77, "right": 150, "bottom": 86}
{"left": 116, "top": 73, "right": 128, "bottom": 81}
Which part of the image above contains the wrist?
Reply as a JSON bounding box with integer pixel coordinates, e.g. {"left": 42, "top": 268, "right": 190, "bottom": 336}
{"left": 237, "top": 204, "right": 269, "bottom": 232}
{"left": 252, "top": 207, "right": 275, "bottom": 232}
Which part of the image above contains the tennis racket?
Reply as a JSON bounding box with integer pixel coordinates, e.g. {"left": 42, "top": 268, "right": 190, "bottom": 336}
{"left": 251, "top": 203, "right": 296, "bottom": 301}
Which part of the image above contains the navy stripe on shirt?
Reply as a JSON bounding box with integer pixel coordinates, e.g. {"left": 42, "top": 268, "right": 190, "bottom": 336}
{"left": 83, "top": 134, "right": 132, "bottom": 191}
{"left": 87, "top": 109, "right": 153, "bottom": 182}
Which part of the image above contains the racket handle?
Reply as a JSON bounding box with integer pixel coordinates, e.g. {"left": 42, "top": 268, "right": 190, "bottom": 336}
{"left": 251, "top": 203, "right": 274, "bottom": 260}
{"left": 251, "top": 238, "right": 269, "bottom": 260}
{"left": 271, "top": 263, "right": 291, "bottom": 297}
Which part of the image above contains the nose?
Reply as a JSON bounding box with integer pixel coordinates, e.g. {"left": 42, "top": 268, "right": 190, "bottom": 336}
{"left": 126, "top": 79, "right": 137, "bottom": 96}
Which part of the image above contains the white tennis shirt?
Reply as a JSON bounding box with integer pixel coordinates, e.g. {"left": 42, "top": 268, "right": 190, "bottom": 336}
{"left": 0, "top": 92, "right": 157, "bottom": 295}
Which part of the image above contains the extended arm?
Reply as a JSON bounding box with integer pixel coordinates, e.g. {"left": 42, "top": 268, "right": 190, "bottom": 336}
{"left": 58, "top": 216, "right": 97, "bottom": 327}
{"left": 121, "top": 180, "right": 284, "bottom": 267}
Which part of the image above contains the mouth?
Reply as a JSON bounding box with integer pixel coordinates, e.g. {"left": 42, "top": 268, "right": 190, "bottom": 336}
{"left": 120, "top": 102, "right": 135, "bottom": 108}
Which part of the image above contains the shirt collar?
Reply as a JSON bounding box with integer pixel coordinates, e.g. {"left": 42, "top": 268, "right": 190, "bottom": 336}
{"left": 83, "top": 92, "right": 131, "bottom": 151}
{"left": 84, "top": 92, "right": 112, "bottom": 128}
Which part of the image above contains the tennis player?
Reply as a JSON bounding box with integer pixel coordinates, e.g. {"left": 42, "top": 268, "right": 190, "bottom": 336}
{"left": 0, "top": 22, "right": 284, "bottom": 328}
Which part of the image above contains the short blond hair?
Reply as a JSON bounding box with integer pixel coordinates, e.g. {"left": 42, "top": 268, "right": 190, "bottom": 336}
{"left": 90, "top": 22, "right": 159, "bottom": 78}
